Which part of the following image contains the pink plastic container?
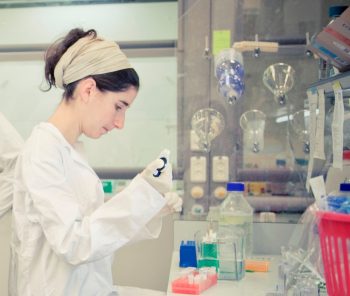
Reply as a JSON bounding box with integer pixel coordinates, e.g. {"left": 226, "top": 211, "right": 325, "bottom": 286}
{"left": 171, "top": 268, "right": 217, "bottom": 295}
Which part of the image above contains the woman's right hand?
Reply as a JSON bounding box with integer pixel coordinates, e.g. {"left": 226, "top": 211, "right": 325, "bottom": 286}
{"left": 140, "top": 149, "right": 173, "bottom": 195}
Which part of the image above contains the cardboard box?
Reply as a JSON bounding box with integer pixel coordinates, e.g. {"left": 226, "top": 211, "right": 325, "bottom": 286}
{"left": 308, "top": 6, "right": 350, "bottom": 72}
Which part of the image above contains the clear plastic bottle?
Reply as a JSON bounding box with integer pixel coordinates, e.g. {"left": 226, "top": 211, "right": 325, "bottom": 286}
{"left": 215, "top": 49, "right": 245, "bottom": 104}
{"left": 219, "top": 182, "right": 254, "bottom": 256}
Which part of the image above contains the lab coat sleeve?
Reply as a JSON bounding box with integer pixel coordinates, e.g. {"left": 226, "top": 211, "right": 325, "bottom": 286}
{"left": 0, "top": 112, "right": 24, "bottom": 218}
{"left": 21, "top": 151, "right": 166, "bottom": 266}
{"left": 89, "top": 175, "right": 166, "bottom": 257}
{"left": 0, "top": 158, "right": 18, "bottom": 217}
{"left": 108, "top": 174, "right": 166, "bottom": 247}
{"left": 125, "top": 209, "right": 164, "bottom": 245}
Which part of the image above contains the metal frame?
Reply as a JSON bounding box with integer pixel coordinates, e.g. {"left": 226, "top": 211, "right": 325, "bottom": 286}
{"left": 0, "top": 40, "right": 176, "bottom": 61}
{"left": 0, "top": 0, "right": 176, "bottom": 9}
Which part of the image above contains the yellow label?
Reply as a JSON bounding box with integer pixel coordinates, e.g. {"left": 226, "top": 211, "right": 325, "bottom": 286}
{"left": 212, "top": 30, "right": 231, "bottom": 56}
{"left": 332, "top": 81, "right": 342, "bottom": 92}
{"left": 247, "top": 182, "right": 267, "bottom": 196}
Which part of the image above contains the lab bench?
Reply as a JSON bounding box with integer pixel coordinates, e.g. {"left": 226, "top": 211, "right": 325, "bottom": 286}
{"left": 166, "top": 252, "right": 281, "bottom": 296}
{"left": 166, "top": 220, "right": 302, "bottom": 295}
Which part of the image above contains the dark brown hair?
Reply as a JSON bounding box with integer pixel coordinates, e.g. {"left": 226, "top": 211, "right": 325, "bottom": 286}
{"left": 44, "top": 28, "right": 139, "bottom": 99}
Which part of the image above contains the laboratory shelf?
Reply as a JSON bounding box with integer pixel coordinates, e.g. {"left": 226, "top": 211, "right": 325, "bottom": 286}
{"left": 236, "top": 168, "right": 304, "bottom": 182}
{"left": 247, "top": 196, "right": 314, "bottom": 213}
{"left": 308, "top": 71, "right": 350, "bottom": 95}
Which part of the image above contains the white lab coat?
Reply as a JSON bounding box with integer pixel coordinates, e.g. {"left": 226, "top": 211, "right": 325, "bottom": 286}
{"left": 0, "top": 112, "right": 23, "bottom": 218}
{"left": 10, "top": 122, "right": 167, "bottom": 296}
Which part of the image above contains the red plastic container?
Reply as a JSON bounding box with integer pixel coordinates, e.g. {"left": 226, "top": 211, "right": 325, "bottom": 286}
{"left": 317, "top": 211, "right": 350, "bottom": 296}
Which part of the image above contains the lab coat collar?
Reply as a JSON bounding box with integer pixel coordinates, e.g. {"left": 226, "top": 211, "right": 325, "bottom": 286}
{"left": 38, "top": 122, "right": 96, "bottom": 176}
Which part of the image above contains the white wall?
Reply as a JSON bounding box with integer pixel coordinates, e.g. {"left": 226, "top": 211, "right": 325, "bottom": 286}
{"left": 0, "top": 2, "right": 177, "bottom": 44}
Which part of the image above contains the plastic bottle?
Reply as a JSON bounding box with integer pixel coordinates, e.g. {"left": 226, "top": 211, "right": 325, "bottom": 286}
{"left": 326, "top": 182, "right": 350, "bottom": 214}
{"left": 219, "top": 182, "right": 253, "bottom": 256}
{"left": 215, "top": 49, "right": 245, "bottom": 104}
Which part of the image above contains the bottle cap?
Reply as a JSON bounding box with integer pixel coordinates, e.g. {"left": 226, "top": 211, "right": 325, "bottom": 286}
{"left": 226, "top": 182, "right": 245, "bottom": 192}
{"left": 340, "top": 183, "right": 350, "bottom": 191}
{"left": 328, "top": 5, "right": 348, "bottom": 18}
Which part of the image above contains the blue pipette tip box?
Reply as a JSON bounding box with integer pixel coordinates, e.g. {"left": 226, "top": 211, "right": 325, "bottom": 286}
{"left": 179, "top": 240, "right": 197, "bottom": 268}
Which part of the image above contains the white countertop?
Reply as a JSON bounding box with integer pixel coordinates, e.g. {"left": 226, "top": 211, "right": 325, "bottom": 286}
{"left": 167, "top": 252, "right": 281, "bottom": 296}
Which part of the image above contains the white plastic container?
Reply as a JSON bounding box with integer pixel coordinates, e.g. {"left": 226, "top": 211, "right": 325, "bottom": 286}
{"left": 219, "top": 182, "right": 254, "bottom": 256}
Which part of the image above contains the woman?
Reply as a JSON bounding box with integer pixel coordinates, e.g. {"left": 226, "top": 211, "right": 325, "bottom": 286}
{"left": 10, "top": 28, "right": 182, "bottom": 296}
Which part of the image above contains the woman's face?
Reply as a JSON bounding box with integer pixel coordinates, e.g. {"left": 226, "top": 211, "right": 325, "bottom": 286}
{"left": 83, "top": 86, "right": 138, "bottom": 138}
